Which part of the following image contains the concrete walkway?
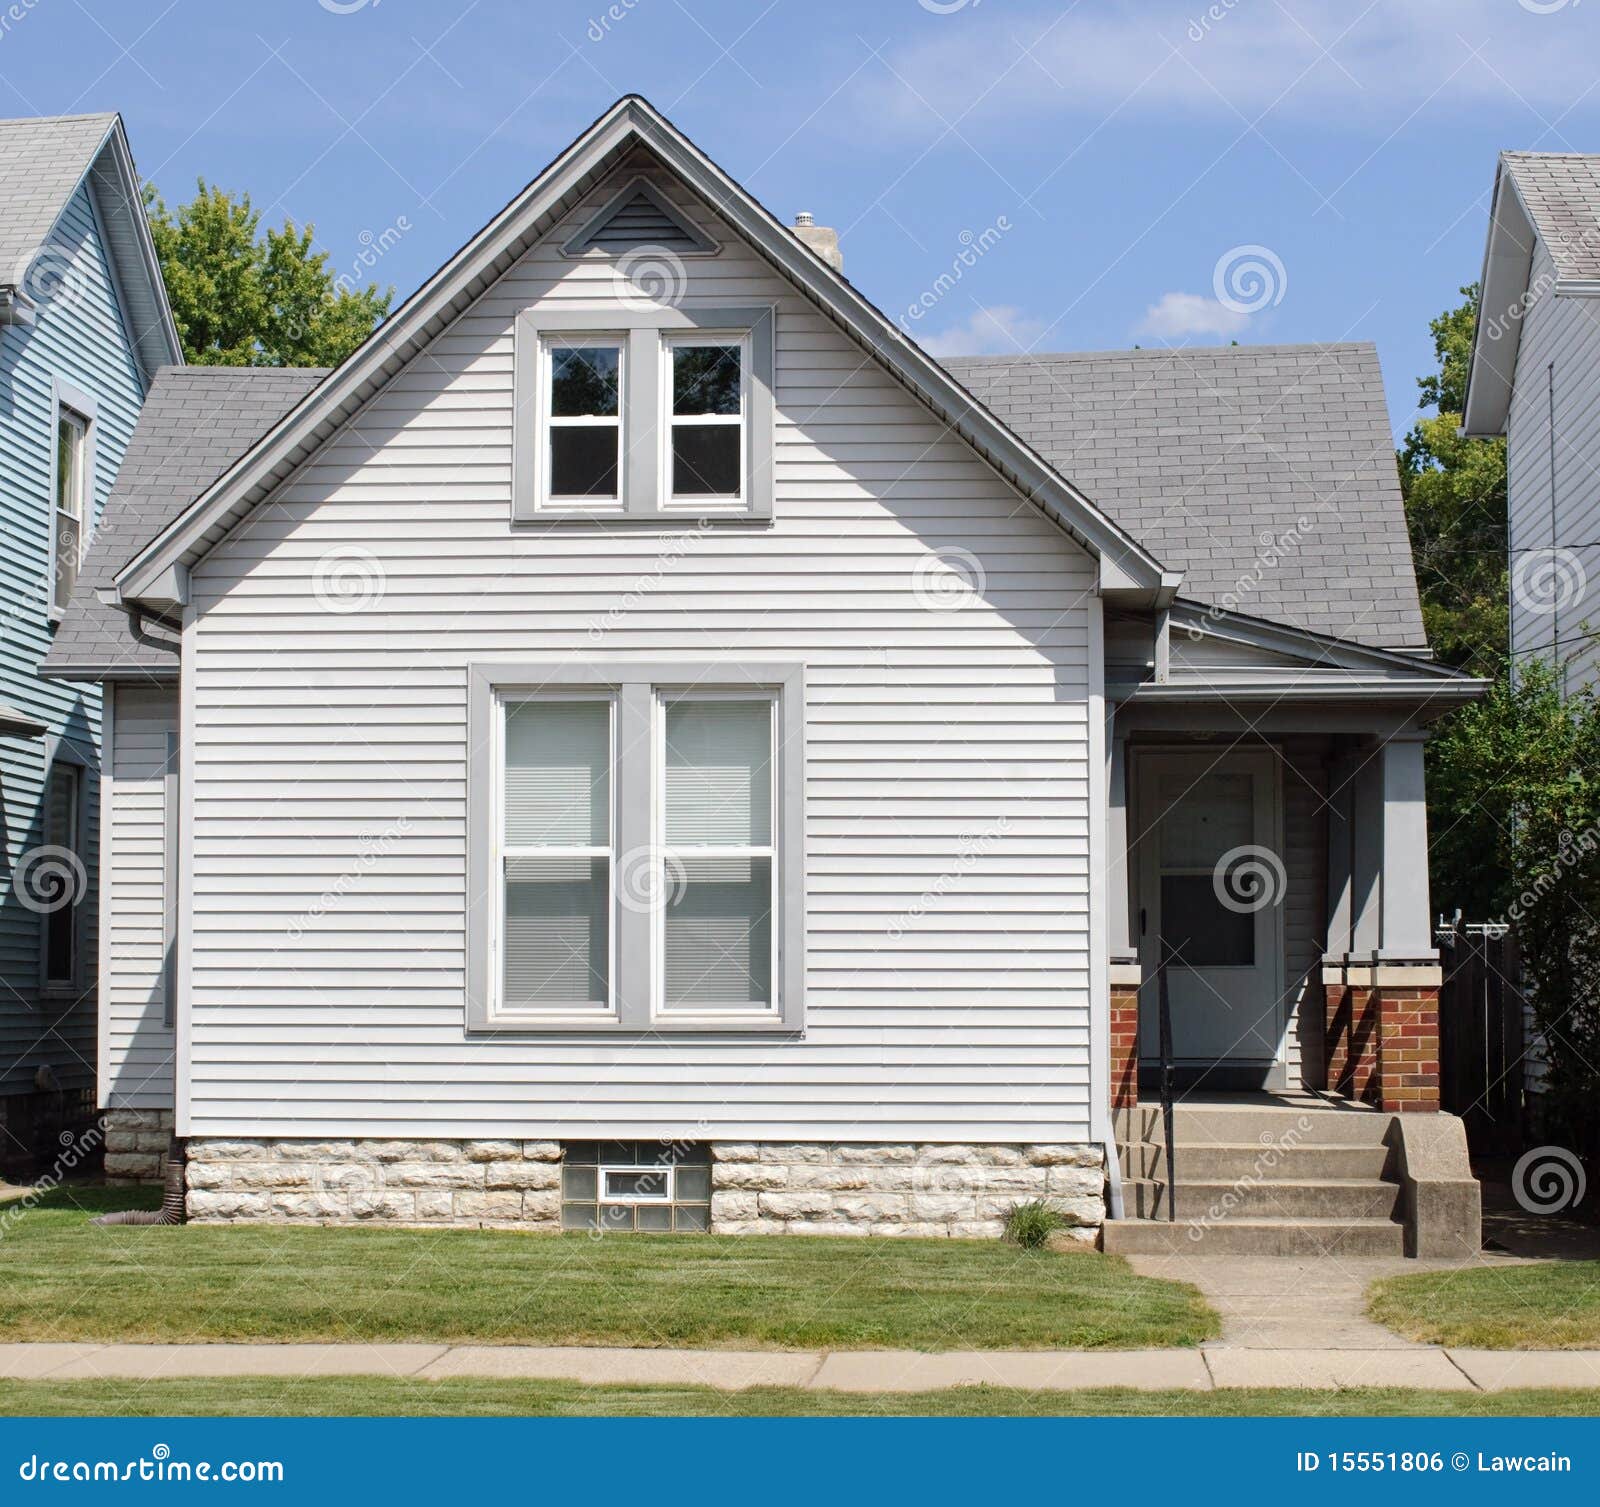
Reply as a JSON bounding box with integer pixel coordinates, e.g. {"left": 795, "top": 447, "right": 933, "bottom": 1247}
{"left": 3, "top": 1341, "right": 1599, "bottom": 1392}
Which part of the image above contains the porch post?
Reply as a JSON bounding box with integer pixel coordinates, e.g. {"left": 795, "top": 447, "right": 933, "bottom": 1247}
{"left": 1322, "top": 755, "right": 1356, "bottom": 1094}
{"left": 1374, "top": 734, "right": 1442, "bottom": 1112}
{"left": 1107, "top": 727, "right": 1140, "bottom": 1118}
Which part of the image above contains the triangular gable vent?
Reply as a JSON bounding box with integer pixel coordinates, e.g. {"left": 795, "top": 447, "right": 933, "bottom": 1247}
{"left": 562, "top": 175, "right": 717, "bottom": 257}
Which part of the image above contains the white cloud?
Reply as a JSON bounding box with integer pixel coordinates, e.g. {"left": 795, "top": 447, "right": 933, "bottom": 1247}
{"left": 916, "top": 304, "right": 1047, "bottom": 355}
{"left": 861, "top": 1, "right": 1600, "bottom": 130}
{"left": 1135, "top": 291, "right": 1250, "bottom": 340}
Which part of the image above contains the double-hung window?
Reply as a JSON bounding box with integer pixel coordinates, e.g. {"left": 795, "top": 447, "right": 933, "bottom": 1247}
{"left": 469, "top": 662, "right": 803, "bottom": 1032}
{"left": 542, "top": 339, "right": 622, "bottom": 506}
{"left": 499, "top": 696, "right": 615, "bottom": 1015}
{"left": 53, "top": 406, "right": 89, "bottom": 616}
{"left": 513, "top": 306, "right": 773, "bottom": 522}
{"left": 665, "top": 337, "right": 745, "bottom": 505}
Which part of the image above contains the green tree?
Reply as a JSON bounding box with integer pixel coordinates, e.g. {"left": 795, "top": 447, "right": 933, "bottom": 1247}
{"left": 145, "top": 180, "right": 392, "bottom": 367}
{"left": 1428, "top": 659, "right": 1600, "bottom": 1155}
{"left": 1398, "top": 284, "right": 1508, "bottom": 674}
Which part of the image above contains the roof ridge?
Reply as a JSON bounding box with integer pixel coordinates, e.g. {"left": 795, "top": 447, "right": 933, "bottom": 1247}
{"left": 939, "top": 341, "right": 1377, "bottom": 364}
{"left": 0, "top": 111, "right": 117, "bottom": 126}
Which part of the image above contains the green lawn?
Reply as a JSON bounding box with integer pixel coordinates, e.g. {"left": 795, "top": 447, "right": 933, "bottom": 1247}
{"left": 1369, "top": 1261, "right": 1600, "bottom": 1348}
{"left": 4, "top": 1378, "right": 1598, "bottom": 1417}
{"left": 0, "top": 1186, "right": 1215, "bottom": 1352}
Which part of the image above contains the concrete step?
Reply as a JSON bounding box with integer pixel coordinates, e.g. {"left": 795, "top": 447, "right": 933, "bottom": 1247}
{"left": 1101, "top": 1215, "right": 1406, "bottom": 1257}
{"left": 1121, "top": 1176, "right": 1402, "bottom": 1221}
{"left": 1121, "top": 1104, "right": 1395, "bottom": 1147}
{"left": 1118, "top": 1141, "right": 1396, "bottom": 1181}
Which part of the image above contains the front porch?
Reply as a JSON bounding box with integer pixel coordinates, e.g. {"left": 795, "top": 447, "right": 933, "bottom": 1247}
{"left": 1098, "top": 606, "right": 1486, "bottom": 1256}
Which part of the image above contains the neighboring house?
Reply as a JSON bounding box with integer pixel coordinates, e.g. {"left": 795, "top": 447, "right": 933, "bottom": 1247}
{"left": 0, "top": 113, "right": 180, "bottom": 1172}
{"left": 1463, "top": 152, "right": 1600, "bottom": 692}
{"left": 43, "top": 97, "right": 1484, "bottom": 1253}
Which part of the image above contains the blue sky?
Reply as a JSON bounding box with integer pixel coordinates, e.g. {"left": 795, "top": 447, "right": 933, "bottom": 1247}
{"left": 8, "top": 0, "right": 1600, "bottom": 435}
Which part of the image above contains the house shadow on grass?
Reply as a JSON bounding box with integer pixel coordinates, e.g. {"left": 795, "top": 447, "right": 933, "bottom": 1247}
{"left": 1474, "top": 1156, "right": 1600, "bottom": 1260}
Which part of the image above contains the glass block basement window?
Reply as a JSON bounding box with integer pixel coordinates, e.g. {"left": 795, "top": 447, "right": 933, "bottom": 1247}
{"left": 561, "top": 1141, "right": 712, "bottom": 1233}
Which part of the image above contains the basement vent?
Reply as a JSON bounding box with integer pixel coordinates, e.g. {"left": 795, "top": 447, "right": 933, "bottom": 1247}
{"left": 563, "top": 177, "right": 717, "bottom": 257}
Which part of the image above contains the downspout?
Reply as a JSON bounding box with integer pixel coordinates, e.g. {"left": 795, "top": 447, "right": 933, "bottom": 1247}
{"left": 92, "top": 1138, "right": 187, "bottom": 1225}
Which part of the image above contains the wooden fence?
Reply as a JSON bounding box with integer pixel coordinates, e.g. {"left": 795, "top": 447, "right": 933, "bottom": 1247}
{"left": 1436, "top": 922, "right": 1526, "bottom": 1157}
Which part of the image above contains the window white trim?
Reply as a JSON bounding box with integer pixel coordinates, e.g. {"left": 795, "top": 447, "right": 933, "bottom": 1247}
{"left": 490, "top": 690, "right": 619, "bottom": 1023}
{"left": 653, "top": 689, "right": 778, "bottom": 1021}
{"left": 467, "top": 659, "right": 804, "bottom": 1034}
{"left": 661, "top": 332, "right": 749, "bottom": 508}
{"left": 48, "top": 378, "right": 98, "bottom": 622}
{"left": 536, "top": 333, "right": 625, "bottom": 513}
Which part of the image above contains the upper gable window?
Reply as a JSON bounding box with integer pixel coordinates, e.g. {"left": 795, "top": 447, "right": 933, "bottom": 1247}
{"left": 667, "top": 337, "right": 745, "bottom": 504}
{"left": 51, "top": 391, "right": 94, "bottom": 620}
{"left": 544, "top": 340, "right": 623, "bottom": 506}
{"left": 514, "top": 306, "right": 773, "bottom": 524}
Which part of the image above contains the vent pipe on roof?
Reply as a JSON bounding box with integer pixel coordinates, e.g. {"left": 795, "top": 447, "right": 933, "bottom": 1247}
{"left": 792, "top": 211, "right": 843, "bottom": 273}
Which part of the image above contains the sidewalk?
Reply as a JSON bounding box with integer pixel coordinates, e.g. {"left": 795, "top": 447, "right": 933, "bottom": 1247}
{"left": 2, "top": 1341, "right": 1598, "bottom": 1392}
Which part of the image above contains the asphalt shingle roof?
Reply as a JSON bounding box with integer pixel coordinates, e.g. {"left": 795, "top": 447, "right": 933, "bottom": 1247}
{"left": 941, "top": 342, "right": 1427, "bottom": 651}
{"left": 1501, "top": 152, "right": 1600, "bottom": 282}
{"left": 0, "top": 113, "right": 116, "bottom": 284}
{"left": 41, "top": 366, "right": 328, "bottom": 678}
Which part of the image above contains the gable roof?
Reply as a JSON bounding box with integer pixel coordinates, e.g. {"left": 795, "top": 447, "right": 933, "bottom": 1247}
{"left": 40, "top": 365, "right": 326, "bottom": 680}
{"left": 941, "top": 343, "right": 1428, "bottom": 652}
{"left": 110, "top": 95, "right": 1173, "bottom": 614}
{"left": 0, "top": 111, "right": 181, "bottom": 383}
{"left": 1460, "top": 151, "right": 1600, "bottom": 436}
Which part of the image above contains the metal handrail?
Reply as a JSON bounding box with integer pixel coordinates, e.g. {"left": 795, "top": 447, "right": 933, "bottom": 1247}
{"left": 1157, "top": 940, "right": 1176, "bottom": 1222}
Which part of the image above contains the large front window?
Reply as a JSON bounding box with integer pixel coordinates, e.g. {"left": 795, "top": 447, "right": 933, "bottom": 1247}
{"left": 470, "top": 661, "right": 803, "bottom": 1032}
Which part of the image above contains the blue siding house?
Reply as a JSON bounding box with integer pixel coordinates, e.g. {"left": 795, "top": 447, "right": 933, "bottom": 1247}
{"left": 0, "top": 113, "right": 179, "bottom": 1172}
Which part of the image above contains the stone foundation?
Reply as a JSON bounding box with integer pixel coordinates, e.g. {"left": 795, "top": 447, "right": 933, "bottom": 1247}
{"left": 711, "top": 1142, "right": 1105, "bottom": 1239}
{"left": 184, "top": 1138, "right": 563, "bottom": 1227}
{"left": 103, "top": 1108, "right": 175, "bottom": 1185}
{"left": 183, "top": 1136, "right": 1108, "bottom": 1238}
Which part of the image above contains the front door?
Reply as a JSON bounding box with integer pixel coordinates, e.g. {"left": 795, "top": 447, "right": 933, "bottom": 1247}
{"left": 1134, "top": 750, "right": 1285, "bottom": 1072}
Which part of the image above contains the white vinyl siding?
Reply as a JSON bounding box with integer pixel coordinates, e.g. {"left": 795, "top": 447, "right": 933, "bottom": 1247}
{"left": 181, "top": 154, "right": 1097, "bottom": 1143}
{"left": 1507, "top": 242, "right": 1600, "bottom": 694}
{"left": 101, "top": 683, "right": 176, "bottom": 1110}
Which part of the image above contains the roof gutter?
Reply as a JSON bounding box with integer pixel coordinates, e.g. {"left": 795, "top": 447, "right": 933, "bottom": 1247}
{"left": 0, "top": 286, "right": 37, "bottom": 327}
